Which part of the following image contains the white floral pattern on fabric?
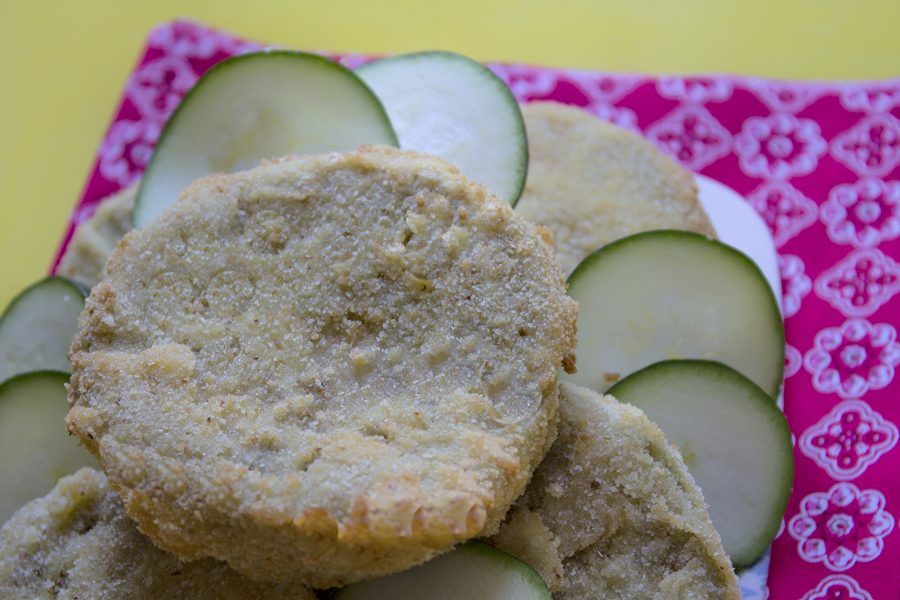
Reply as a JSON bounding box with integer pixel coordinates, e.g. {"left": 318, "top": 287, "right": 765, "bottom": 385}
{"left": 788, "top": 483, "right": 894, "bottom": 571}
{"left": 800, "top": 400, "right": 898, "bottom": 481}
{"left": 126, "top": 56, "right": 198, "bottom": 122}
{"left": 564, "top": 70, "right": 639, "bottom": 103}
{"left": 785, "top": 344, "right": 803, "bottom": 379}
{"left": 830, "top": 114, "right": 900, "bottom": 178}
{"left": 645, "top": 105, "right": 732, "bottom": 171}
{"left": 735, "top": 113, "right": 827, "bottom": 180}
{"left": 489, "top": 65, "right": 560, "bottom": 100}
{"left": 840, "top": 85, "right": 900, "bottom": 114}
{"left": 72, "top": 202, "right": 99, "bottom": 227}
{"left": 656, "top": 77, "right": 733, "bottom": 104}
{"left": 585, "top": 102, "right": 638, "bottom": 131}
{"left": 148, "top": 20, "right": 222, "bottom": 59}
{"left": 148, "top": 20, "right": 262, "bottom": 59}
{"left": 98, "top": 120, "right": 161, "bottom": 187}
{"left": 781, "top": 254, "right": 812, "bottom": 318}
{"left": 749, "top": 80, "right": 824, "bottom": 113}
{"left": 748, "top": 181, "right": 819, "bottom": 247}
{"left": 804, "top": 319, "right": 900, "bottom": 398}
{"left": 820, "top": 179, "right": 900, "bottom": 248}
{"left": 800, "top": 574, "right": 874, "bottom": 600}
{"left": 815, "top": 248, "right": 900, "bottom": 317}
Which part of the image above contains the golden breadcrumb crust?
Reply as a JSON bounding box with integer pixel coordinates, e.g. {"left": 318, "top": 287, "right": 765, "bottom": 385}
{"left": 515, "top": 102, "right": 715, "bottom": 275}
{"left": 489, "top": 383, "right": 739, "bottom": 599}
{"left": 57, "top": 184, "right": 137, "bottom": 288}
{"left": 0, "top": 469, "right": 314, "bottom": 599}
{"left": 488, "top": 503, "right": 564, "bottom": 592}
{"left": 67, "top": 146, "right": 577, "bottom": 587}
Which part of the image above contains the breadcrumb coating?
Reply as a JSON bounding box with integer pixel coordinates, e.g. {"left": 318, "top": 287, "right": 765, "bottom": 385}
{"left": 57, "top": 184, "right": 137, "bottom": 288}
{"left": 0, "top": 468, "right": 314, "bottom": 599}
{"left": 67, "top": 146, "right": 577, "bottom": 587}
{"left": 490, "top": 383, "right": 739, "bottom": 599}
{"left": 515, "top": 102, "right": 715, "bottom": 275}
{"left": 488, "top": 503, "right": 564, "bottom": 592}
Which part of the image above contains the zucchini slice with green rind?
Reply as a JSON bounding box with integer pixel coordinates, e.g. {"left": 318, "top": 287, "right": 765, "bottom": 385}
{"left": 335, "top": 542, "right": 551, "bottom": 599}
{"left": 134, "top": 50, "right": 398, "bottom": 227}
{"left": 609, "top": 359, "right": 793, "bottom": 568}
{"left": 0, "top": 371, "right": 98, "bottom": 523}
{"left": 0, "top": 276, "right": 86, "bottom": 384}
{"left": 358, "top": 51, "right": 528, "bottom": 205}
{"left": 565, "top": 230, "right": 784, "bottom": 398}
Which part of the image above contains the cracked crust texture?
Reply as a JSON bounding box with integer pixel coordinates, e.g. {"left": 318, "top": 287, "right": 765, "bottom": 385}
{"left": 515, "top": 102, "right": 715, "bottom": 275}
{"left": 0, "top": 469, "right": 314, "bottom": 599}
{"left": 66, "top": 146, "right": 577, "bottom": 587}
{"left": 57, "top": 184, "right": 137, "bottom": 288}
{"left": 489, "top": 383, "right": 739, "bottom": 599}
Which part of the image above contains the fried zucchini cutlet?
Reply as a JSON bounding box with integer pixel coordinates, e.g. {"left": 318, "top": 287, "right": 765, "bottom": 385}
{"left": 490, "top": 383, "right": 740, "bottom": 599}
{"left": 67, "top": 147, "right": 577, "bottom": 587}
{"left": 0, "top": 468, "right": 315, "bottom": 599}
{"left": 515, "top": 102, "right": 715, "bottom": 275}
{"left": 57, "top": 184, "right": 137, "bottom": 288}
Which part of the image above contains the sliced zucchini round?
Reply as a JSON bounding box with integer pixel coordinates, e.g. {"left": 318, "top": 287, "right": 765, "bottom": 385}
{"left": 565, "top": 230, "right": 784, "bottom": 398}
{"left": 608, "top": 360, "right": 793, "bottom": 568}
{"left": 0, "top": 371, "right": 98, "bottom": 523}
{"left": 133, "top": 50, "right": 398, "bottom": 227}
{"left": 335, "top": 542, "right": 550, "bottom": 599}
{"left": 0, "top": 276, "right": 86, "bottom": 384}
{"left": 357, "top": 51, "right": 528, "bottom": 205}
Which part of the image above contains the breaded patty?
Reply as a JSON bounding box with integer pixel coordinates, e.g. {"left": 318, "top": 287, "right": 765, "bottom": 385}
{"left": 0, "top": 468, "right": 314, "bottom": 599}
{"left": 490, "top": 383, "right": 739, "bottom": 599}
{"left": 67, "top": 146, "right": 577, "bottom": 587}
{"left": 515, "top": 102, "right": 715, "bottom": 275}
{"left": 57, "top": 184, "right": 137, "bottom": 288}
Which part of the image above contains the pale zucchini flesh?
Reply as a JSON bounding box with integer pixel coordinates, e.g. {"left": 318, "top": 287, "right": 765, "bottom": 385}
{"left": 357, "top": 51, "right": 528, "bottom": 205}
{"left": 565, "top": 230, "right": 784, "bottom": 397}
{"left": 335, "top": 542, "right": 551, "bottom": 599}
{"left": 134, "top": 51, "right": 398, "bottom": 227}
{"left": 0, "top": 371, "right": 98, "bottom": 523}
{"left": 608, "top": 360, "right": 793, "bottom": 568}
{"left": 0, "top": 276, "right": 86, "bottom": 384}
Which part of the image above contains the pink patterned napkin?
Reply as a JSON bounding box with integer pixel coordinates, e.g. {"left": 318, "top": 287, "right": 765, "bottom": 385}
{"left": 53, "top": 20, "right": 900, "bottom": 600}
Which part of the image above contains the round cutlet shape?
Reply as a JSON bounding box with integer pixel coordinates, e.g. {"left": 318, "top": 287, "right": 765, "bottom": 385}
{"left": 489, "top": 383, "right": 739, "bottom": 599}
{"left": 516, "top": 101, "right": 714, "bottom": 275}
{"left": 0, "top": 469, "right": 315, "bottom": 600}
{"left": 66, "top": 146, "right": 577, "bottom": 586}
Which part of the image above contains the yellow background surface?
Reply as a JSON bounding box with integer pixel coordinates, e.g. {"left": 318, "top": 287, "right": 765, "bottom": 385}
{"left": 1, "top": 0, "right": 898, "bottom": 308}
